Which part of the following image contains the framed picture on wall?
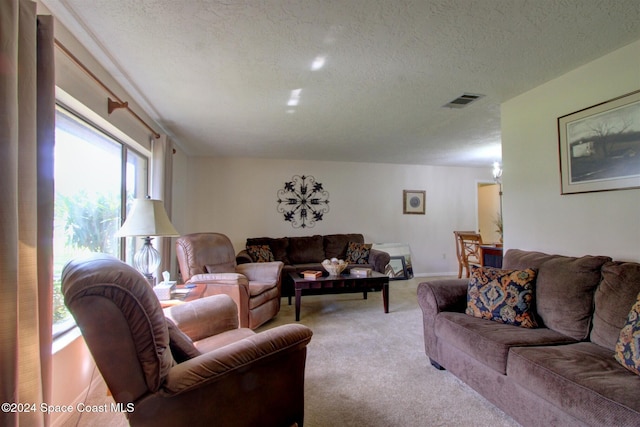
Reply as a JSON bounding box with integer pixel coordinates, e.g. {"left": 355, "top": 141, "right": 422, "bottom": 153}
{"left": 403, "top": 190, "right": 425, "bottom": 214}
{"left": 558, "top": 89, "right": 640, "bottom": 194}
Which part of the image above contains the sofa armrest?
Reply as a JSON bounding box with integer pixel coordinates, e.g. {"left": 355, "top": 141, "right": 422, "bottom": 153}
{"left": 369, "top": 248, "right": 391, "bottom": 273}
{"left": 185, "top": 273, "right": 251, "bottom": 326}
{"left": 162, "top": 324, "right": 313, "bottom": 394}
{"left": 417, "top": 279, "right": 468, "bottom": 365}
{"left": 417, "top": 279, "right": 468, "bottom": 314}
{"left": 132, "top": 324, "right": 313, "bottom": 426}
{"left": 188, "top": 272, "right": 247, "bottom": 283}
{"left": 164, "top": 294, "right": 239, "bottom": 342}
{"left": 235, "top": 261, "right": 284, "bottom": 283}
{"left": 236, "top": 249, "right": 253, "bottom": 265}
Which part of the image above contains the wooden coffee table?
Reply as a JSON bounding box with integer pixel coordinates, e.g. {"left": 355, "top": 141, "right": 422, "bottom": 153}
{"left": 289, "top": 271, "right": 390, "bottom": 321}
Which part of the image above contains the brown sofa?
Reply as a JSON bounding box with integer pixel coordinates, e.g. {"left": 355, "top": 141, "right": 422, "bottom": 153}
{"left": 237, "top": 233, "right": 391, "bottom": 298}
{"left": 418, "top": 249, "right": 640, "bottom": 427}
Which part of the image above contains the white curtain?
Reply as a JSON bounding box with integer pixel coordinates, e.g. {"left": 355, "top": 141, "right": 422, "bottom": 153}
{"left": 0, "top": 1, "right": 55, "bottom": 426}
{"left": 151, "top": 134, "right": 175, "bottom": 277}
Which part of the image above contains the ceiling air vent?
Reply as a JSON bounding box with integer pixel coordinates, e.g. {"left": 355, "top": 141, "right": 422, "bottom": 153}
{"left": 443, "top": 93, "right": 484, "bottom": 109}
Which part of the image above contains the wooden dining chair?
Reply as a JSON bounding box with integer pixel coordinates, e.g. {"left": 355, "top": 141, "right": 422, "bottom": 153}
{"left": 453, "top": 231, "right": 483, "bottom": 278}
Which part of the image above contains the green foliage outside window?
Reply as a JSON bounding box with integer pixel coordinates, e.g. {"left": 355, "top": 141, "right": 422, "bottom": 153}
{"left": 53, "top": 191, "right": 120, "bottom": 324}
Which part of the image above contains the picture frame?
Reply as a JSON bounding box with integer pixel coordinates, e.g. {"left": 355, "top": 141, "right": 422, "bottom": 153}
{"left": 403, "top": 190, "right": 425, "bottom": 214}
{"left": 387, "top": 256, "right": 408, "bottom": 280}
{"left": 558, "top": 89, "right": 640, "bottom": 194}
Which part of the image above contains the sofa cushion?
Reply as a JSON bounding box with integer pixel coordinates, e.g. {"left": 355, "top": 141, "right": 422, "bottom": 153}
{"left": 435, "top": 311, "right": 576, "bottom": 374}
{"left": 245, "top": 245, "right": 275, "bottom": 263}
{"left": 502, "top": 249, "right": 612, "bottom": 340}
{"left": 345, "top": 242, "right": 371, "bottom": 264}
{"left": 615, "top": 291, "right": 640, "bottom": 375}
{"left": 246, "top": 237, "right": 290, "bottom": 264}
{"left": 508, "top": 342, "right": 640, "bottom": 425}
{"left": 324, "top": 233, "right": 364, "bottom": 259}
{"left": 288, "top": 235, "right": 325, "bottom": 264}
{"left": 466, "top": 266, "right": 538, "bottom": 328}
{"left": 592, "top": 261, "right": 640, "bottom": 350}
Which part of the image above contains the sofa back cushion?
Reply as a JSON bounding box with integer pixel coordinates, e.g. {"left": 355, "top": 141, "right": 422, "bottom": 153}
{"left": 503, "top": 249, "right": 611, "bottom": 340}
{"left": 324, "top": 234, "right": 364, "bottom": 259}
{"left": 246, "top": 237, "right": 290, "bottom": 264}
{"left": 288, "top": 235, "right": 325, "bottom": 264}
{"left": 591, "top": 261, "right": 640, "bottom": 350}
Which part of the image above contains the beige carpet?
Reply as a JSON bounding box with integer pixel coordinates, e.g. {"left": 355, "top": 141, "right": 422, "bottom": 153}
{"left": 64, "top": 278, "right": 520, "bottom": 427}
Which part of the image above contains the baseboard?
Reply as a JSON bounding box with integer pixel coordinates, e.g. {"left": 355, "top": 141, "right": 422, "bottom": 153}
{"left": 51, "top": 366, "right": 102, "bottom": 427}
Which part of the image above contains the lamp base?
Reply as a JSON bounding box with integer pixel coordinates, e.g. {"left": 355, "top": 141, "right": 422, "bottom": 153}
{"left": 133, "top": 236, "right": 161, "bottom": 286}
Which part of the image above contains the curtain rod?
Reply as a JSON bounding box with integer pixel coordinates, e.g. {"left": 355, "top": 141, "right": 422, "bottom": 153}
{"left": 54, "top": 39, "right": 161, "bottom": 139}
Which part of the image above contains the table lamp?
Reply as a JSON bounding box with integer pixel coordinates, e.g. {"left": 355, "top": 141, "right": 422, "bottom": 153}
{"left": 117, "top": 197, "right": 179, "bottom": 284}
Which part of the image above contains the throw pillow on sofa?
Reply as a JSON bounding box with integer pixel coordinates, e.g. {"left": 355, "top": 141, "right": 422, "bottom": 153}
{"left": 246, "top": 237, "right": 289, "bottom": 264}
{"left": 345, "top": 242, "right": 371, "bottom": 264}
{"left": 246, "top": 245, "right": 275, "bottom": 262}
{"left": 466, "top": 265, "right": 539, "bottom": 328}
{"left": 614, "top": 291, "right": 640, "bottom": 375}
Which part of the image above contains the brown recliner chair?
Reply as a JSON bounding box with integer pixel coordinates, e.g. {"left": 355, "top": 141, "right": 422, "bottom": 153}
{"left": 176, "top": 232, "right": 284, "bottom": 329}
{"left": 62, "top": 253, "right": 312, "bottom": 427}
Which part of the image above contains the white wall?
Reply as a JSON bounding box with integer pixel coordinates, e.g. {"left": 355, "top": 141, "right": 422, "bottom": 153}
{"left": 502, "top": 39, "right": 640, "bottom": 262}
{"left": 174, "top": 157, "right": 493, "bottom": 276}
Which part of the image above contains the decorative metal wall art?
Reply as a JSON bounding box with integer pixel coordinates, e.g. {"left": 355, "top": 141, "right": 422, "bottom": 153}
{"left": 276, "top": 175, "right": 330, "bottom": 228}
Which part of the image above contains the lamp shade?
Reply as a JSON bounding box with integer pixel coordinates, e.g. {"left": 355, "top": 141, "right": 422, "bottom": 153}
{"left": 117, "top": 198, "right": 179, "bottom": 237}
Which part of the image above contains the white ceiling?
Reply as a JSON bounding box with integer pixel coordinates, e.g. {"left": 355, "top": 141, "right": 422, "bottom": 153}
{"left": 43, "top": 0, "right": 640, "bottom": 167}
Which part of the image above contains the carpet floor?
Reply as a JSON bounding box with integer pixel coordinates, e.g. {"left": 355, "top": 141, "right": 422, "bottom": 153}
{"left": 63, "top": 277, "right": 520, "bottom": 427}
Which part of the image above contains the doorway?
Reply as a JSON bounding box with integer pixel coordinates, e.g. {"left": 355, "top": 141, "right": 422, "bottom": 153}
{"left": 477, "top": 183, "right": 502, "bottom": 244}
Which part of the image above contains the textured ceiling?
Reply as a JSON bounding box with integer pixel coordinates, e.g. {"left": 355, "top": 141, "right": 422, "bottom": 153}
{"left": 43, "top": 0, "right": 640, "bottom": 167}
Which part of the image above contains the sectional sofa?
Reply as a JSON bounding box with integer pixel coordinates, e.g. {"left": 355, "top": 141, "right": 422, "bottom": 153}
{"left": 418, "top": 249, "right": 640, "bottom": 427}
{"left": 236, "top": 233, "right": 390, "bottom": 298}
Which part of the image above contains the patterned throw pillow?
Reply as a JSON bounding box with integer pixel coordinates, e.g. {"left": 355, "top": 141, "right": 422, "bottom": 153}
{"left": 614, "top": 292, "right": 640, "bottom": 375}
{"left": 466, "top": 266, "right": 539, "bottom": 328}
{"left": 345, "top": 242, "right": 371, "bottom": 264}
{"left": 246, "top": 245, "right": 274, "bottom": 263}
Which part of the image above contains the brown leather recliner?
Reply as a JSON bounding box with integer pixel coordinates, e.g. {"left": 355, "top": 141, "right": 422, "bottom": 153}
{"left": 62, "top": 253, "right": 312, "bottom": 427}
{"left": 176, "top": 232, "right": 284, "bottom": 329}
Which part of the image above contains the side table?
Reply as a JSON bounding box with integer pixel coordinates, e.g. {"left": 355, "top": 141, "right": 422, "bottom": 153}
{"left": 480, "top": 245, "right": 503, "bottom": 268}
{"left": 160, "top": 283, "right": 207, "bottom": 308}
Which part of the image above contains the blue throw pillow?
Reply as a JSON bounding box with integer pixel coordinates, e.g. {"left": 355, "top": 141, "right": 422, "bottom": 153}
{"left": 615, "top": 291, "right": 640, "bottom": 375}
{"left": 466, "top": 266, "right": 539, "bottom": 328}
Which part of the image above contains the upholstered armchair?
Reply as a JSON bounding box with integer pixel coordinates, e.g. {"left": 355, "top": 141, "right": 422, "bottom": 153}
{"left": 176, "top": 232, "right": 284, "bottom": 329}
{"left": 62, "top": 253, "right": 312, "bottom": 427}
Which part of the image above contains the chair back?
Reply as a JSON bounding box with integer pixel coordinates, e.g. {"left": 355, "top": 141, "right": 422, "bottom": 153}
{"left": 61, "top": 253, "right": 174, "bottom": 404}
{"left": 176, "top": 233, "right": 237, "bottom": 282}
{"left": 456, "top": 231, "right": 483, "bottom": 264}
{"left": 453, "top": 231, "right": 473, "bottom": 263}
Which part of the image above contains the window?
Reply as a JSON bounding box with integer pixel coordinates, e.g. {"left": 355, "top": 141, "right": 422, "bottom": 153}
{"left": 52, "top": 106, "right": 148, "bottom": 337}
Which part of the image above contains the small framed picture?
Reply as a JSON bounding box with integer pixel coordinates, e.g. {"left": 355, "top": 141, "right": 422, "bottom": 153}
{"left": 403, "top": 190, "right": 425, "bottom": 214}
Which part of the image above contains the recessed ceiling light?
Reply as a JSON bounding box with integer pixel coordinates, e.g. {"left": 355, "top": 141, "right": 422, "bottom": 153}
{"left": 288, "top": 88, "right": 302, "bottom": 106}
{"left": 311, "top": 55, "right": 326, "bottom": 71}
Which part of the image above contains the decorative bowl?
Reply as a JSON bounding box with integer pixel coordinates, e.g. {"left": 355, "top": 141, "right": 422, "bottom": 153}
{"left": 322, "top": 259, "right": 348, "bottom": 276}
